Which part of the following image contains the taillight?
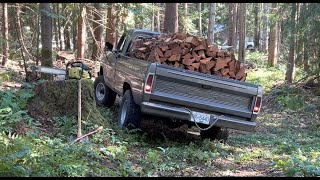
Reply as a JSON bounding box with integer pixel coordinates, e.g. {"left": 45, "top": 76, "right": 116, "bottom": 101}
{"left": 253, "top": 96, "right": 262, "bottom": 114}
{"left": 145, "top": 74, "right": 154, "bottom": 93}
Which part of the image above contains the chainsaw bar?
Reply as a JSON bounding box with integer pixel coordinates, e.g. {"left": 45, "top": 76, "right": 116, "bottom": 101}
{"left": 30, "top": 65, "right": 66, "bottom": 75}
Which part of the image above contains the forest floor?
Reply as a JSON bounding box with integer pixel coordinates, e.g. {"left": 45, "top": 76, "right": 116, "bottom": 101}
{"left": 0, "top": 56, "right": 319, "bottom": 177}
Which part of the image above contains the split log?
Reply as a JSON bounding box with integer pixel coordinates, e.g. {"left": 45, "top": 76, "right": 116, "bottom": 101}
{"left": 191, "top": 62, "right": 200, "bottom": 69}
{"left": 128, "top": 32, "right": 247, "bottom": 82}
{"left": 185, "top": 36, "right": 200, "bottom": 46}
{"left": 182, "top": 58, "right": 195, "bottom": 66}
{"left": 193, "top": 44, "right": 205, "bottom": 51}
{"left": 164, "top": 50, "right": 172, "bottom": 58}
{"left": 214, "top": 58, "right": 228, "bottom": 71}
{"left": 235, "top": 66, "right": 246, "bottom": 80}
{"left": 206, "top": 60, "right": 216, "bottom": 71}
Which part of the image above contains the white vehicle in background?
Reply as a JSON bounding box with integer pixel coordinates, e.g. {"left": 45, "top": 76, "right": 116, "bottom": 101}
{"left": 219, "top": 40, "right": 255, "bottom": 51}
{"left": 245, "top": 41, "right": 254, "bottom": 50}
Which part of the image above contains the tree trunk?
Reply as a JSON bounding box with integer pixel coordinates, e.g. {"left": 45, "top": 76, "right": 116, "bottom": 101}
{"left": 57, "top": 3, "right": 63, "bottom": 51}
{"left": 268, "top": 3, "right": 279, "bottom": 67}
{"left": 277, "top": 19, "right": 281, "bottom": 64}
{"left": 160, "top": 3, "right": 165, "bottom": 33}
{"left": 72, "top": 25, "right": 76, "bottom": 51}
{"left": 36, "top": 7, "right": 40, "bottom": 66}
{"left": 64, "top": 26, "right": 71, "bottom": 51}
{"left": 151, "top": 3, "right": 154, "bottom": 31}
{"left": 261, "top": 3, "right": 268, "bottom": 53}
{"left": 77, "top": 5, "right": 86, "bottom": 60}
{"left": 40, "top": 3, "right": 53, "bottom": 80}
{"left": 296, "top": 3, "right": 304, "bottom": 66}
{"left": 164, "top": 3, "right": 178, "bottom": 33}
{"left": 92, "top": 3, "right": 103, "bottom": 62}
{"left": 182, "top": 3, "right": 188, "bottom": 34}
{"left": 53, "top": 4, "right": 59, "bottom": 50}
{"left": 106, "top": 3, "right": 116, "bottom": 50}
{"left": 208, "top": 3, "right": 216, "bottom": 45}
{"left": 232, "top": 3, "right": 238, "bottom": 50}
{"left": 198, "top": 3, "right": 202, "bottom": 37}
{"left": 155, "top": 3, "right": 160, "bottom": 32}
{"left": 285, "top": 3, "right": 297, "bottom": 83}
{"left": 303, "top": 26, "right": 309, "bottom": 72}
{"left": 253, "top": 3, "right": 260, "bottom": 50}
{"left": 62, "top": 3, "right": 71, "bottom": 51}
{"left": 115, "top": 6, "right": 120, "bottom": 48}
{"left": 16, "top": 4, "right": 34, "bottom": 62}
{"left": 227, "top": 3, "right": 233, "bottom": 46}
{"left": 2, "top": 3, "right": 9, "bottom": 66}
{"left": 238, "top": 3, "right": 246, "bottom": 63}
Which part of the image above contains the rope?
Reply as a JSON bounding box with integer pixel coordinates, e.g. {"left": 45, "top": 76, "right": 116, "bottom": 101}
{"left": 185, "top": 108, "right": 224, "bottom": 131}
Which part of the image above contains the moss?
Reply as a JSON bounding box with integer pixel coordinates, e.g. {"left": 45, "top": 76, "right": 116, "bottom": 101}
{"left": 27, "top": 79, "right": 105, "bottom": 126}
{"left": 40, "top": 49, "right": 53, "bottom": 80}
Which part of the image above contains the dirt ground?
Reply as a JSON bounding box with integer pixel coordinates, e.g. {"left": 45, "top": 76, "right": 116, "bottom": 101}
{"left": 108, "top": 96, "right": 285, "bottom": 177}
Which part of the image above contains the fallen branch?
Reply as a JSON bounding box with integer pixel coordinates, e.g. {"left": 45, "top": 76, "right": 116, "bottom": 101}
{"left": 73, "top": 126, "right": 103, "bottom": 143}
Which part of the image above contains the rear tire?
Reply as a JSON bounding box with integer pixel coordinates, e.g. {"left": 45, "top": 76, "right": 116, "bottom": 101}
{"left": 200, "top": 126, "right": 229, "bottom": 142}
{"left": 118, "top": 90, "right": 141, "bottom": 129}
{"left": 94, "top": 75, "right": 116, "bottom": 107}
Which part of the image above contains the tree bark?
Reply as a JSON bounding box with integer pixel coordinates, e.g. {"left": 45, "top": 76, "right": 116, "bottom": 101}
{"left": 2, "top": 3, "right": 9, "bottom": 66}
{"left": 92, "top": 3, "right": 103, "bottom": 62}
{"left": 36, "top": 7, "right": 40, "bottom": 66}
{"left": 62, "top": 3, "right": 71, "bottom": 51}
{"left": 296, "top": 3, "right": 304, "bottom": 66}
{"left": 106, "top": 3, "right": 116, "bottom": 50}
{"left": 182, "top": 3, "right": 188, "bottom": 34}
{"left": 303, "top": 14, "right": 309, "bottom": 72}
{"left": 16, "top": 4, "right": 34, "bottom": 62}
{"left": 227, "top": 3, "right": 233, "bottom": 46}
{"left": 40, "top": 3, "right": 53, "bottom": 80}
{"left": 77, "top": 5, "right": 86, "bottom": 60}
{"left": 164, "top": 3, "right": 179, "bottom": 33}
{"left": 155, "top": 3, "right": 160, "bottom": 32}
{"left": 253, "top": 3, "right": 260, "bottom": 50}
{"left": 232, "top": 4, "right": 238, "bottom": 50}
{"left": 268, "top": 3, "right": 279, "bottom": 67}
{"left": 57, "top": 3, "right": 63, "bottom": 51}
{"left": 198, "top": 3, "right": 202, "bottom": 37}
{"left": 238, "top": 3, "right": 246, "bottom": 63}
{"left": 151, "top": 3, "right": 154, "bottom": 31}
{"left": 115, "top": 6, "right": 120, "bottom": 48}
{"left": 53, "top": 4, "right": 59, "bottom": 50}
{"left": 208, "top": 3, "right": 216, "bottom": 45}
{"left": 261, "top": 3, "right": 268, "bottom": 53}
{"left": 285, "top": 3, "right": 297, "bottom": 83}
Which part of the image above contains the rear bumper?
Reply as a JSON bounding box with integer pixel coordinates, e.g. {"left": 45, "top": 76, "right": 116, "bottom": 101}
{"left": 140, "top": 102, "right": 256, "bottom": 132}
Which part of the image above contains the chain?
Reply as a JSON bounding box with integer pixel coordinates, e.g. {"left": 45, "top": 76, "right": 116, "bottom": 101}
{"left": 185, "top": 108, "right": 224, "bottom": 131}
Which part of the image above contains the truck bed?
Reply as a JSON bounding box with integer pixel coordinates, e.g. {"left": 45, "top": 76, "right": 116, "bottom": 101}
{"left": 142, "top": 63, "right": 260, "bottom": 124}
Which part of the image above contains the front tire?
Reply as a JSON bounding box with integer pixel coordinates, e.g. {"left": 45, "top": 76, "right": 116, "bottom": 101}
{"left": 94, "top": 75, "right": 116, "bottom": 107}
{"left": 200, "top": 126, "right": 229, "bottom": 142}
{"left": 118, "top": 90, "right": 141, "bottom": 129}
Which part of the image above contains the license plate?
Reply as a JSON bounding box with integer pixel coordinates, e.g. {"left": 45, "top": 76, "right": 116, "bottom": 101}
{"left": 192, "top": 112, "right": 210, "bottom": 125}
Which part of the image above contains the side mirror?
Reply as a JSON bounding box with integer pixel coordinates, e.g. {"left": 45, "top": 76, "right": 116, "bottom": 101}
{"left": 105, "top": 42, "right": 113, "bottom": 51}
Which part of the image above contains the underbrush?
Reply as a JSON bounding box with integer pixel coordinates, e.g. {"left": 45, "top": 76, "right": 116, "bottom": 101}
{"left": 1, "top": 60, "right": 319, "bottom": 177}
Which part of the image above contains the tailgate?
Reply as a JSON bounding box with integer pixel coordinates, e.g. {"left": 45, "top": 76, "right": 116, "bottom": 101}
{"left": 149, "top": 64, "right": 259, "bottom": 120}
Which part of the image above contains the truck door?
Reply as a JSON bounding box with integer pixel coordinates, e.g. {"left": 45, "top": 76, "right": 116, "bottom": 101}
{"left": 104, "top": 34, "right": 127, "bottom": 93}
{"left": 113, "top": 34, "right": 151, "bottom": 95}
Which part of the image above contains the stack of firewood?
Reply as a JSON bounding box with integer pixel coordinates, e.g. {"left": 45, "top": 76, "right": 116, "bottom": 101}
{"left": 128, "top": 32, "right": 246, "bottom": 81}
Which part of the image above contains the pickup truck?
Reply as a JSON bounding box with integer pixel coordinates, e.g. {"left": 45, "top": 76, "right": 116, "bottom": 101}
{"left": 94, "top": 29, "right": 263, "bottom": 141}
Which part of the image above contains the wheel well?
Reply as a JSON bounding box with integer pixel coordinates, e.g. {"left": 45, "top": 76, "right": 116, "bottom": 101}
{"left": 98, "top": 66, "right": 103, "bottom": 76}
{"left": 123, "top": 82, "right": 131, "bottom": 95}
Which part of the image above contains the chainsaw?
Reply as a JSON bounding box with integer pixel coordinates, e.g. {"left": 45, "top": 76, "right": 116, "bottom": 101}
{"left": 29, "top": 61, "right": 92, "bottom": 80}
